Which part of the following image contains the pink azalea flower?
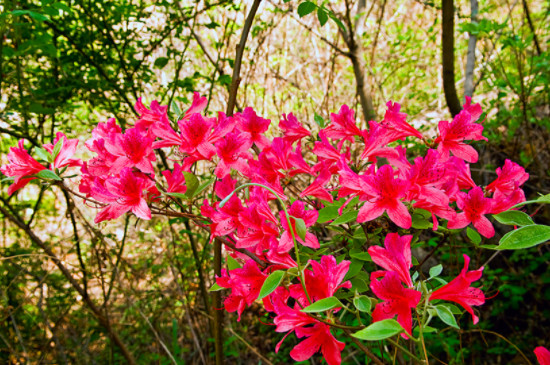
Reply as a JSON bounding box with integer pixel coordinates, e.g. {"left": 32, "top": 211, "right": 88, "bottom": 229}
{"left": 91, "top": 168, "right": 153, "bottom": 223}
{"left": 325, "top": 104, "right": 362, "bottom": 148}
{"left": 134, "top": 98, "right": 169, "bottom": 129}
{"left": 278, "top": 200, "right": 320, "bottom": 252}
{"left": 279, "top": 113, "right": 310, "bottom": 144}
{"left": 216, "top": 260, "right": 267, "bottom": 321}
{"left": 380, "top": 101, "right": 423, "bottom": 141}
{"left": 262, "top": 138, "right": 313, "bottom": 177}
{"left": 535, "top": 346, "right": 550, "bottom": 365}
{"left": 85, "top": 118, "right": 122, "bottom": 149}
{"left": 201, "top": 176, "right": 244, "bottom": 237}
{"left": 357, "top": 165, "right": 411, "bottom": 229}
{"left": 445, "top": 157, "right": 476, "bottom": 190}
{"left": 486, "top": 159, "right": 529, "bottom": 195}
{"left": 447, "top": 186, "right": 495, "bottom": 238}
{"left": 313, "top": 130, "right": 350, "bottom": 169}
{"left": 359, "top": 121, "right": 399, "bottom": 162}
{"left": 434, "top": 109, "right": 487, "bottom": 163}
{"left": 152, "top": 113, "right": 233, "bottom": 169}
{"left": 413, "top": 198, "right": 457, "bottom": 231}
{"left": 236, "top": 204, "right": 279, "bottom": 254}
{"left": 490, "top": 188, "right": 526, "bottom": 214}
{"left": 300, "top": 165, "right": 333, "bottom": 203}
{"left": 43, "top": 132, "right": 81, "bottom": 169}
{"left": 290, "top": 323, "right": 346, "bottom": 365}
{"left": 290, "top": 255, "right": 351, "bottom": 306}
{"left": 368, "top": 233, "right": 414, "bottom": 287}
{"left": 370, "top": 271, "right": 422, "bottom": 337}
{"left": 406, "top": 149, "right": 448, "bottom": 206}
{"left": 161, "top": 163, "right": 187, "bottom": 194}
{"left": 336, "top": 160, "right": 375, "bottom": 214}
{"left": 462, "top": 96, "right": 483, "bottom": 122}
{"left": 235, "top": 107, "right": 271, "bottom": 149}
{"left": 182, "top": 92, "right": 208, "bottom": 120}
{"left": 429, "top": 254, "right": 485, "bottom": 324}
{"left": 103, "top": 127, "right": 156, "bottom": 174}
{"left": 214, "top": 132, "right": 253, "bottom": 178}
{"left": 1, "top": 140, "right": 46, "bottom": 195}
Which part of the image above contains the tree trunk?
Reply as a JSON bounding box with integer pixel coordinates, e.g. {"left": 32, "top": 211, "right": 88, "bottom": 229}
{"left": 464, "top": 0, "right": 478, "bottom": 97}
{"left": 442, "top": 0, "right": 462, "bottom": 116}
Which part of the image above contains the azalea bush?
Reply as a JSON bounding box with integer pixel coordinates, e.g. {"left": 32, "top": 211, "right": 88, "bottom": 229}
{"left": 2, "top": 93, "right": 549, "bottom": 365}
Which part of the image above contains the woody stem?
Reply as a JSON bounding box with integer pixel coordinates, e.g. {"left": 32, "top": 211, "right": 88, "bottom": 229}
{"left": 221, "top": 183, "right": 312, "bottom": 304}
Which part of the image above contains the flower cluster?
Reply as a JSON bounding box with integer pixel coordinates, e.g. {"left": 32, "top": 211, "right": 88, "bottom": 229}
{"left": 1, "top": 93, "right": 531, "bottom": 364}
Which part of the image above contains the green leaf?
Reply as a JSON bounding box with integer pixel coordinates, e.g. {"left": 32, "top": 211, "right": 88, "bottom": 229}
{"left": 165, "top": 192, "right": 188, "bottom": 199}
{"left": 411, "top": 213, "right": 431, "bottom": 229}
{"left": 209, "top": 283, "right": 224, "bottom": 292}
{"left": 493, "top": 210, "right": 534, "bottom": 226}
{"left": 496, "top": 224, "right": 550, "bottom": 250}
{"left": 353, "top": 295, "right": 371, "bottom": 313}
{"left": 314, "top": 113, "right": 325, "bottom": 128}
{"left": 466, "top": 227, "right": 481, "bottom": 244}
{"left": 183, "top": 172, "right": 199, "bottom": 198}
{"left": 36, "top": 169, "right": 61, "bottom": 181}
{"left": 328, "top": 12, "right": 346, "bottom": 31}
{"left": 193, "top": 176, "right": 216, "bottom": 198}
{"left": 12, "top": 10, "right": 49, "bottom": 21}
{"left": 52, "top": 138, "right": 64, "bottom": 160}
{"left": 349, "top": 252, "right": 372, "bottom": 261}
{"left": 537, "top": 194, "right": 550, "bottom": 204}
{"left": 258, "top": 271, "right": 285, "bottom": 299}
{"left": 317, "top": 8, "right": 328, "bottom": 26}
{"left": 297, "top": 1, "right": 317, "bottom": 17}
{"left": 352, "top": 319, "right": 404, "bottom": 341}
{"left": 330, "top": 210, "right": 358, "bottom": 225}
{"left": 52, "top": 2, "right": 71, "bottom": 13}
{"left": 317, "top": 206, "right": 339, "bottom": 223}
{"left": 435, "top": 305, "right": 459, "bottom": 329}
{"left": 429, "top": 264, "right": 443, "bottom": 278}
{"left": 293, "top": 217, "right": 307, "bottom": 242}
{"left": 344, "top": 260, "right": 363, "bottom": 280}
{"left": 171, "top": 101, "right": 182, "bottom": 117}
{"left": 154, "top": 57, "right": 170, "bottom": 69}
{"left": 350, "top": 277, "right": 368, "bottom": 292}
{"left": 34, "top": 147, "right": 52, "bottom": 162}
{"left": 227, "top": 256, "right": 241, "bottom": 270}
{"left": 301, "top": 296, "right": 342, "bottom": 313}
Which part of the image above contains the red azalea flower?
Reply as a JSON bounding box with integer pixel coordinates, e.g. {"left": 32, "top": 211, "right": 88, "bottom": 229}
{"left": 104, "top": 127, "right": 156, "bottom": 174}
{"left": 289, "top": 255, "right": 351, "bottom": 306}
{"left": 216, "top": 260, "right": 267, "bottom": 321}
{"left": 161, "top": 163, "right": 187, "bottom": 194}
{"left": 300, "top": 164, "right": 333, "bottom": 202}
{"left": 429, "top": 254, "right": 485, "bottom": 324}
{"left": 325, "top": 104, "right": 362, "bottom": 148}
{"left": 434, "top": 109, "right": 487, "bottom": 163}
{"left": 380, "top": 101, "right": 423, "bottom": 141}
{"left": 91, "top": 168, "right": 153, "bottom": 223}
{"left": 486, "top": 159, "right": 529, "bottom": 195}
{"left": 369, "top": 233, "right": 414, "bottom": 287}
{"left": 370, "top": 271, "right": 422, "bottom": 337}
{"left": 447, "top": 186, "right": 495, "bottom": 238}
{"left": 278, "top": 200, "right": 320, "bottom": 252}
{"left": 214, "top": 132, "right": 252, "bottom": 178}
{"left": 279, "top": 113, "right": 310, "bottom": 144}
{"left": 235, "top": 107, "right": 271, "bottom": 149}
{"left": 1, "top": 140, "right": 46, "bottom": 195}
{"left": 357, "top": 164, "right": 411, "bottom": 229}
{"left": 535, "top": 346, "right": 550, "bottom": 365}
{"left": 43, "top": 132, "right": 81, "bottom": 169}
{"left": 290, "top": 323, "right": 346, "bottom": 365}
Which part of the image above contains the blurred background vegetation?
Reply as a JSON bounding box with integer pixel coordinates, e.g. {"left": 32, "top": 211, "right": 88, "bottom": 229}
{"left": 0, "top": 0, "right": 548, "bottom": 364}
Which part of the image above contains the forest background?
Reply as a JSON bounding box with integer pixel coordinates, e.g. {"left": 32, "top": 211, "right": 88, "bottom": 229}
{"left": 0, "top": 0, "right": 548, "bottom": 364}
